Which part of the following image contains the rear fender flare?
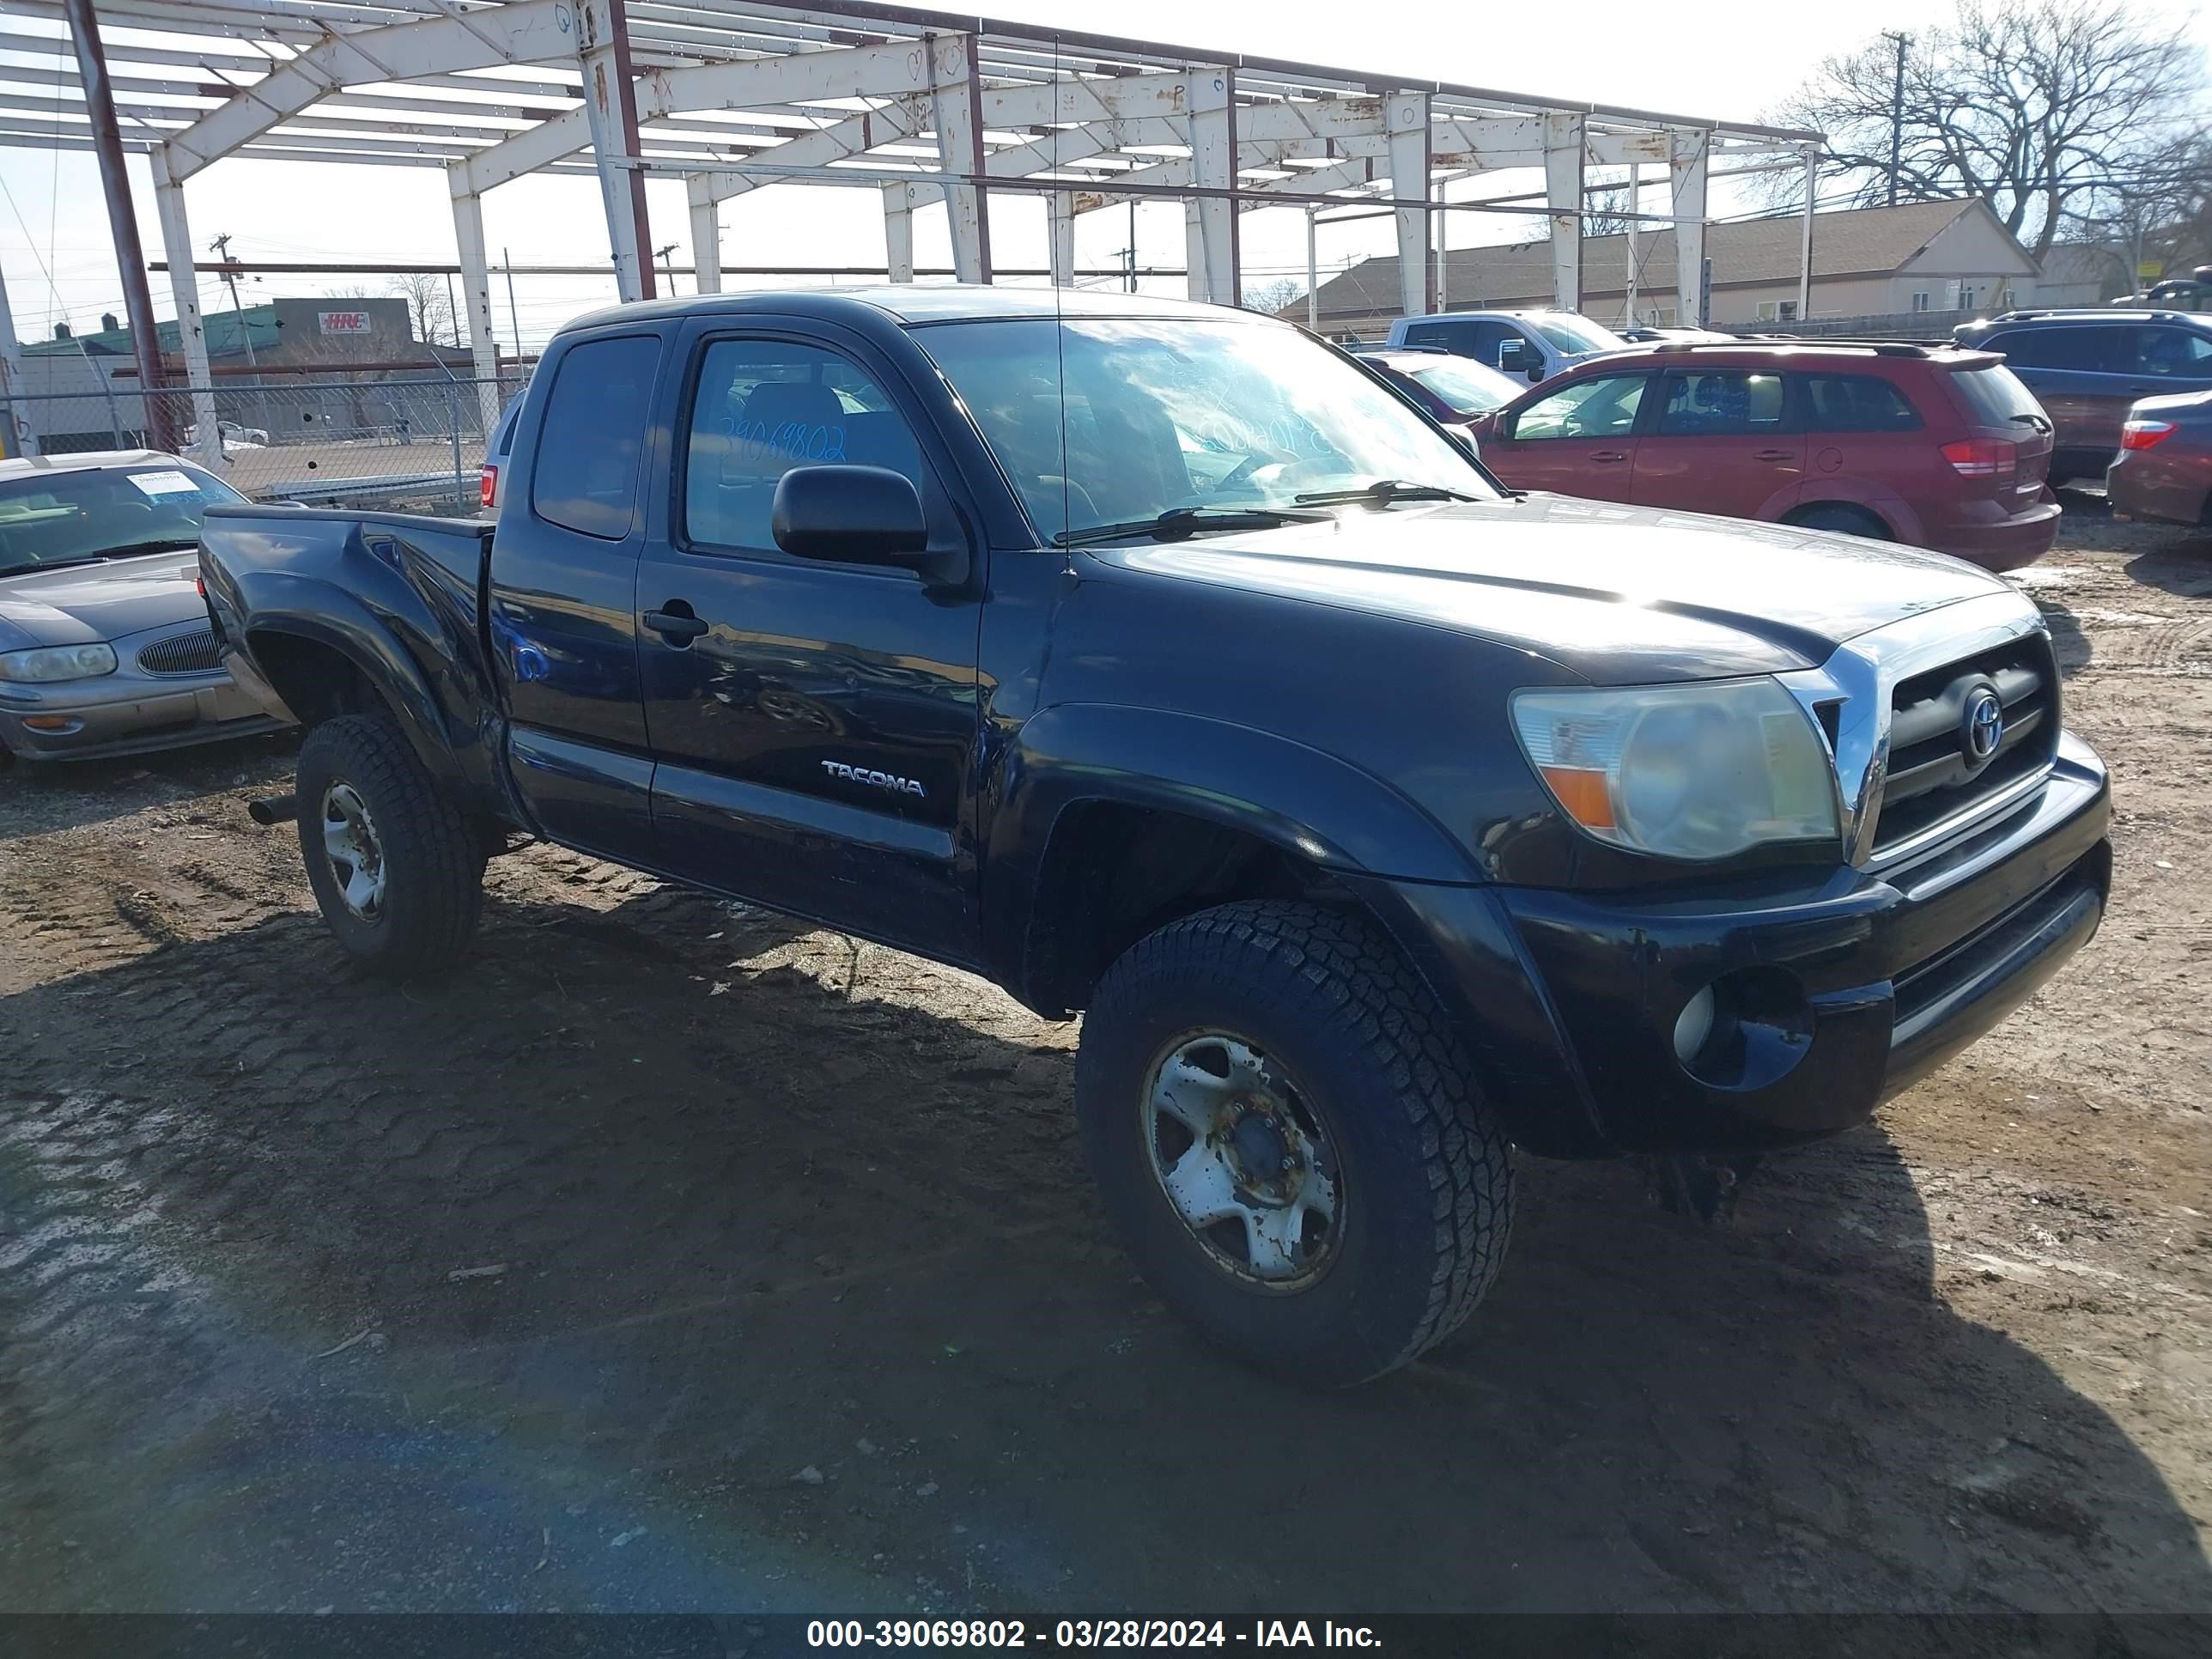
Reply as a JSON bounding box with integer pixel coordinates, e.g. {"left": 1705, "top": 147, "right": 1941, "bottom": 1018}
{"left": 240, "top": 575, "right": 463, "bottom": 786}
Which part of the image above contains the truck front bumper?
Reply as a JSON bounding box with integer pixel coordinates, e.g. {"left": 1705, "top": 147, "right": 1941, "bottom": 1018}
{"left": 1379, "top": 732, "right": 2110, "bottom": 1156}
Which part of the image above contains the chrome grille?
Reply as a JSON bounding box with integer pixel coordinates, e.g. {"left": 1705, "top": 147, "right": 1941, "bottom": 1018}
{"left": 1871, "top": 632, "right": 2057, "bottom": 860}
{"left": 138, "top": 628, "right": 222, "bottom": 677}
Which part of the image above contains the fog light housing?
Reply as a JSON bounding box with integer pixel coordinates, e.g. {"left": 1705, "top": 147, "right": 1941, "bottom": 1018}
{"left": 1672, "top": 986, "right": 1716, "bottom": 1062}
{"left": 1676, "top": 965, "right": 1815, "bottom": 1091}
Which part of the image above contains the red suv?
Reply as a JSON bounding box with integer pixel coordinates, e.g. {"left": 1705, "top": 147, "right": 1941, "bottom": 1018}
{"left": 1463, "top": 342, "right": 2061, "bottom": 570}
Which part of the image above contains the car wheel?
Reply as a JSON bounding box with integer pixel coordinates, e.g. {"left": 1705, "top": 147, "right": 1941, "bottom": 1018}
{"left": 1785, "top": 502, "right": 1891, "bottom": 540}
{"left": 1075, "top": 899, "right": 1514, "bottom": 1387}
{"left": 295, "top": 714, "right": 485, "bottom": 978}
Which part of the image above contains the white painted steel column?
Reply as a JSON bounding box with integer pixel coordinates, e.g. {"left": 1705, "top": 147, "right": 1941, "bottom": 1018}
{"left": 1797, "top": 152, "right": 1817, "bottom": 321}
{"left": 688, "top": 179, "right": 722, "bottom": 293}
{"left": 148, "top": 151, "right": 217, "bottom": 458}
{"left": 0, "top": 263, "right": 35, "bottom": 456}
{"left": 574, "top": 0, "right": 653, "bottom": 301}
{"left": 1306, "top": 204, "right": 1318, "bottom": 331}
{"left": 1624, "top": 162, "right": 1640, "bottom": 327}
{"left": 1186, "top": 68, "right": 1236, "bottom": 304}
{"left": 1670, "top": 127, "right": 1709, "bottom": 326}
{"left": 884, "top": 183, "right": 916, "bottom": 283}
{"left": 448, "top": 184, "right": 502, "bottom": 431}
{"left": 1387, "top": 93, "right": 1432, "bottom": 317}
{"left": 1048, "top": 191, "right": 1076, "bottom": 289}
{"left": 1544, "top": 112, "right": 1584, "bottom": 313}
{"left": 932, "top": 34, "right": 990, "bottom": 283}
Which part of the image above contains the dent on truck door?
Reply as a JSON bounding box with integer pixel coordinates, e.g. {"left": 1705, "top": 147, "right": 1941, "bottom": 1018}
{"left": 487, "top": 330, "right": 664, "bottom": 856}
{"left": 637, "top": 325, "right": 984, "bottom": 960}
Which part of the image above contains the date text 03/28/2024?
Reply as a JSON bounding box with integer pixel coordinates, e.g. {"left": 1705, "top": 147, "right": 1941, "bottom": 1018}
{"left": 806, "top": 1620, "right": 1382, "bottom": 1649}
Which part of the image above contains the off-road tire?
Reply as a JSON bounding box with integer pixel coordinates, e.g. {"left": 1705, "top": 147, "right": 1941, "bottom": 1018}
{"left": 1075, "top": 899, "right": 1514, "bottom": 1387}
{"left": 295, "top": 713, "right": 484, "bottom": 978}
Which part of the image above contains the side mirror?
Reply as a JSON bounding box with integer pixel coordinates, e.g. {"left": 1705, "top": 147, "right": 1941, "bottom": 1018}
{"left": 773, "top": 465, "right": 939, "bottom": 573}
{"left": 1496, "top": 338, "right": 1528, "bottom": 373}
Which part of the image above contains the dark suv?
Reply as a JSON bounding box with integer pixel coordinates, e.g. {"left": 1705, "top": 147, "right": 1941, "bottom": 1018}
{"left": 1953, "top": 310, "right": 2212, "bottom": 483}
{"left": 1465, "top": 341, "right": 2061, "bottom": 570}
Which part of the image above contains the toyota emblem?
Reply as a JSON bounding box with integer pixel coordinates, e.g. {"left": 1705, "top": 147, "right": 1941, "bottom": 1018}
{"left": 1962, "top": 686, "right": 2004, "bottom": 764}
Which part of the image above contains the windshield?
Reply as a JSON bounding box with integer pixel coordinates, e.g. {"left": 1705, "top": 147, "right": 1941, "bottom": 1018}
{"left": 916, "top": 316, "right": 1497, "bottom": 541}
{"left": 1530, "top": 315, "right": 1626, "bottom": 355}
{"left": 0, "top": 462, "right": 243, "bottom": 574}
{"left": 1407, "top": 359, "right": 1516, "bottom": 414}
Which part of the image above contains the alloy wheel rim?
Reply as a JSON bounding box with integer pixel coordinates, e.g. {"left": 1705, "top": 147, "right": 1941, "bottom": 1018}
{"left": 320, "top": 781, "right": 387, "bottom": 921}
{"left": 1140, "top": 1031, "right": 1342, "bottom": 1289}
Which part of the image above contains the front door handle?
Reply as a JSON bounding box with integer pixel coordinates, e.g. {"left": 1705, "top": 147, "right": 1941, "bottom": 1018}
{"left": 1753, "top": 448, "right": 1796, "bottom": 462}
{"left": 643, "top": 603, "right": 709, "bottom": 646}
{"left": 1589, "top": 449, "right": 1628, "bottom": 463}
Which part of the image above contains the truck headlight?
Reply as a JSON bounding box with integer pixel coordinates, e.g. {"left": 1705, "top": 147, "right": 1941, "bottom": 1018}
{"left": 1510, "top": 679, "right": 1839, "bottom": 860}
{"left": 0, "top": 642, "right": 118, "bottom": 684}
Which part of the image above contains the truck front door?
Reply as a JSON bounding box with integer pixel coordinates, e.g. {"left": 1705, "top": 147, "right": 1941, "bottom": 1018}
{"left": 635, "top": 321, "right": 985, "bottom": 961}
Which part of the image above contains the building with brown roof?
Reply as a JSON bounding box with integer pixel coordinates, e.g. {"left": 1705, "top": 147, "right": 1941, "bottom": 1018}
{"left": 1296, "top": 199, "right": 2043, "bottom": 339}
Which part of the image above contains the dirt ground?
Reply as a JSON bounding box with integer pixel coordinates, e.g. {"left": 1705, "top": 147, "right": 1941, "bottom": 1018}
{"left": 2, "top": 501, "right": 2207, "bottom": 1621}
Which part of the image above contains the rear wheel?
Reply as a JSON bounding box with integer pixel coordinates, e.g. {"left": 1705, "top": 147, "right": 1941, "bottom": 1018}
{"left": 295, "top": 714, "right": 484, "bottom": 977}
{"left": 1785, "top": 501, "right": 1891, "bottom": 540}
{"left": 1075, "top": 900, "right": 1514, "bottom": 1386}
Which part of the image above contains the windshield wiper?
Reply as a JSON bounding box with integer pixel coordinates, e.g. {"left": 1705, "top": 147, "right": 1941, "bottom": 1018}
{"left": 2008, "top": 412, "right": 2053, "bottom": 434}
{"left": 1051, "top": 506, "right": 1328, "bottom": 548}
{"left": 0, "top": 553, "right": 115, "bottom": 576}
{"left": 1293, "top": 479, "right": 1484, "bottom": 507}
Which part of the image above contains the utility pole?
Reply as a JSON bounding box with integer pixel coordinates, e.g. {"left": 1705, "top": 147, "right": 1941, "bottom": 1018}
{"left": 442, "top": 270, "right": 461, "bottom": 346}
{"left": 655, "top": 243, "right": 680, "bottom": 296}
{"left": 1881, "top": 31, "right": 1910, "bottom": 209}
{"left": 65, "top": 0, "right": 175, "bottom": 449}
{"left": 1127, "top": 198, "right": 1138, "bottom": 293}
{"left": 1306, "top": 204, "right": 1319, "bottom": 333}
{"left": 209, "top": 234, "right": 258, "bottom": 368}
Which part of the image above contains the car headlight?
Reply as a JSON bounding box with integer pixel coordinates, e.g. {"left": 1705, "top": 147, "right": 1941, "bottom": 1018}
{"left": 1510, "top": 679, "right": 1839, "bottom": 860}
{"left": 0, "top": 642, "right": 119, "bottom": 684}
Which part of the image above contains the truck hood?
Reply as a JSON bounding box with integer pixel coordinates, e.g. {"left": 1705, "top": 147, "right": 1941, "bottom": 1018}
{"left": 1091, "top": 494, "right": 2014, "bottom": 684}
{"left": 0, "top": 548, "right": 204, "bottom": 652}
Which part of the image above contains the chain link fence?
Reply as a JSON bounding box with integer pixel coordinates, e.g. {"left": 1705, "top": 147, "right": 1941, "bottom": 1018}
{"left": 1, "top": 372, "right": 530, "bottom": 516}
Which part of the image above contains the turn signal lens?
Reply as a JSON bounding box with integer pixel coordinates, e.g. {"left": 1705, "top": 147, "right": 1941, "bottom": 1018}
{"left": 2121, "top": 420, "right": 2176, "bottom": 452}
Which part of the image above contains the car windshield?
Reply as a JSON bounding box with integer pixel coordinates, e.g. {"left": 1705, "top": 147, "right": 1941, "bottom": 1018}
{"left": 915, "top": 316, "right": 1496, "bottom": 541}
{"left": 1529, "top": 315, "right": 1626, "bottom": 355}
{"left": 1407, "top": 359, "right": 1516, "bottom": 414}
{"left": 0, "top": 463, "right": 243, "bottom": 574}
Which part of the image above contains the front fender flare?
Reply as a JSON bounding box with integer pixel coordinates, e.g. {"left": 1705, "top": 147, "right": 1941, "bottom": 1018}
{"left": 981, "top": 702, "right": 1480, "bottom": 996}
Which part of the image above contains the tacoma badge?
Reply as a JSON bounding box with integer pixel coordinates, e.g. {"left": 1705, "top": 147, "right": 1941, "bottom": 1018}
{"left": 821, "top": 760, "right": 926, "bottom": 798}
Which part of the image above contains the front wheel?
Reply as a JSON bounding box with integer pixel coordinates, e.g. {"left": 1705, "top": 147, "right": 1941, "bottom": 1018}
{"left": 1075, "top": 900, "right": 1514, "bottom": 1386}
{"left": 295, "top": 714, "right": 485, "bottom": 978}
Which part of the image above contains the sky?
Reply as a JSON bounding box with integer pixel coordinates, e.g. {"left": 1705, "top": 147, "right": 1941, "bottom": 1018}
{"left": 3, "top": 0, "right": 2209, "bottom": 354}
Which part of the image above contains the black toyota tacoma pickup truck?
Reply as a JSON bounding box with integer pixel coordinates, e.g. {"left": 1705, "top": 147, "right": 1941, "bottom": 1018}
{"left": 199, "top": 288, "right": 2111, "bottom": 1385}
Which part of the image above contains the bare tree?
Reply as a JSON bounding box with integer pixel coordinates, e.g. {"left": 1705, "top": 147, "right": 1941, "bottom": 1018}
{"left": 386, "top": 271, "right": 455, "bottom": 349}
{"left": 1773, "top": 0, "right": 2203, "bottom": 259}
{"left": 1580, "top": 173, "right": 1640, "bottom": 239}
{"left": 1243, "top": 276, "right": 1306, "bottom": 316}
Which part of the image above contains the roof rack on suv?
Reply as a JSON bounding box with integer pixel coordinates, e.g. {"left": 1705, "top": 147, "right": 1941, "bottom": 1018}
{"left": 1983, "top": 307, "right": 2192, "bottom": 325}
{"left": 1644, "top": 338, "right": 1939, "bottom": 357}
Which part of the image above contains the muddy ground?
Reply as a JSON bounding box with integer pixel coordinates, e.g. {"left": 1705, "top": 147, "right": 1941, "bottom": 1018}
{"left": 2, "top": 503, "right": 2207, "bottom": 1621}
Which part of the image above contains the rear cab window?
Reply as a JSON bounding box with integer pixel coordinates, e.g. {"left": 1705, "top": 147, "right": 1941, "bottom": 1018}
{"left": 531, "top": 333, "right": 662, "bottom": 540}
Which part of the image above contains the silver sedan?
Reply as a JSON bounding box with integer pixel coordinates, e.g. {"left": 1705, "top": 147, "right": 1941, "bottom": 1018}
{"left": 0, "top": 450, "right": 285, "bottom": 764}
